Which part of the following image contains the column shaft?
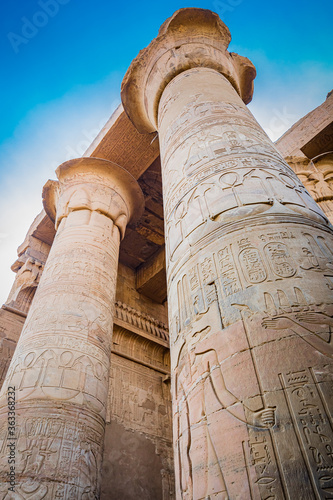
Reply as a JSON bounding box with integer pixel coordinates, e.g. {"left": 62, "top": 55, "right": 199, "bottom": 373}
{"left": 0, "top": 158, "right": 143, "bottom": 499}
{"left": 159, "top": 68, "right": 333, "bottom": 499}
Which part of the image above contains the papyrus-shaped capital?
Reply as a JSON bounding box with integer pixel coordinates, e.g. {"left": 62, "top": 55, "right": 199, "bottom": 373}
{"left": 121, "top": 7, "right": 256, "bottom": 133}
{"left": 42, "top": 157, "right": 144, "bottom": 239}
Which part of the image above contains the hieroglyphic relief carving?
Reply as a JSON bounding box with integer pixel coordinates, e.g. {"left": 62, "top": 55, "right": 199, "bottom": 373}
{"left": 161, "top": 100, "right": 275, "bottom": 168}
{"left": 238, "top": 238, "right": 268, "bottom": 284}
{"left": 162, "top": 111, "right": 325, "bottom": 226}
{"left": 263, "top": 242, "right": 296, "bottom": 278}
{"left": 243, "top": 431, "right": 286, "bottom": 500}
{"left": 262, "top": 295, "right": 333, "bottom": 359}
{"left": 217, "top": 245, "right": 242, "bottom": 296}
{"left": 0, "top": 337, "right": 17, "bottom": 389}
{"left": 173, "top": 317, "right": 284, "bottom": 499}
{"left": 171, "top": 227, "right": 329, "bottom": 328}
{"left": 107, "top": 349, "right": 172, "bottom": 439}
{"left": 165, "top": 164, "right": 328, "bottom": 264}
{"left": 279, "top": 368, "right": 333, "bottom": 498}
{"left": 0, "top": 406, "right": 104, "bottom": 499}
{"left": 4, "top": 345, "right": 109, "bottom": 414}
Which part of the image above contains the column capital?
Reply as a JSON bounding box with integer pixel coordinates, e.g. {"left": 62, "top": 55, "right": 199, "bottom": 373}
{"left": 42, "top": 157, "right": 144, "bottom": 238}
{"left": 121, "top": 7, "right": 256, "bottom": 133}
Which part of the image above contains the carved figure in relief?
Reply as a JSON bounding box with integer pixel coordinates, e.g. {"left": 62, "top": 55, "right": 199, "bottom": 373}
{"left": 307, "top": 168, "right": 333, "bottom": 201}
{"left": 182, "top": 126, "right": 245, "bottom": 176}
{"left": 174, "top": 117, "right": 271, "bottom": 178}
{"left": 299, "top": 232, "right": 333, "bottom": 274}
{"left": 77, "top": 441, "right": 98, "bottom": 499}
{"left": 20, "top": 417, "right": 62, "bottom": 475}
{"left": 175, "top": 340, "right": 227, "bottom": 499}
{"left": 7, "top": 258, "right": 43, "bottom": 305}
{"left": 172, "top": 256, "right": 300, "bottom": 497}
{"left": 262, "top": 288, "right": 333, "bottom": 358}
{"left": 174, "top": 315, "right": 277, "bottom": 499}
{"left": 183, "top": 131, "right": 211, "bottom": 172}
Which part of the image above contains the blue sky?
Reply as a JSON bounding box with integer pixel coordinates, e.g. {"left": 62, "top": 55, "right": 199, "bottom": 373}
{"left": 0, "top": 0, "right": 332, "bottom": 303}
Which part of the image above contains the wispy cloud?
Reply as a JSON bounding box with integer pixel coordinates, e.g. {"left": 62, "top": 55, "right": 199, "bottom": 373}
{"left": 0, "top": 72, "right": 121, "bottom": 304}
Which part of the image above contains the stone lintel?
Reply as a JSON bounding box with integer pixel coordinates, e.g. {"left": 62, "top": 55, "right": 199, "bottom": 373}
{"left": 136, "top": 246, "right": 167, "bottom": 303}
{"left": 276, "top": 89, "right": 333, "bottom": 158}
{"left": 301, "top": 121, "right": 333, "bottom": 159}
{"left": 87, "top": 105, "right": 160, "bottom": 180}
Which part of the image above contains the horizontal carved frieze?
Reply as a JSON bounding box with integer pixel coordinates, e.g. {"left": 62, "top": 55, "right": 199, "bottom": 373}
{"left": 114, "top": 301, "right": 169, "bottom": 346}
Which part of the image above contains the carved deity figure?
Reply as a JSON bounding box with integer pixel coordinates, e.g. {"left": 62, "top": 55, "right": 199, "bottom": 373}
{"left": 174, "top": 315, "right": 276, "bottom": 499}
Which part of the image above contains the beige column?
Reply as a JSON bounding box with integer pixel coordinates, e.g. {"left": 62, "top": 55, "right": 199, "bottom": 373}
{"left": 0, "top": 158, "right": 144, "bottom": 498}
{"left": 122, "top": 8, "right": 333, "bottom": 500}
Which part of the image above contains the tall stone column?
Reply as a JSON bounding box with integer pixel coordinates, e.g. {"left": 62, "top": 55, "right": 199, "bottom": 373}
{"left": 122, "top": 8, "right": 333, "bottom": 499}
{"left": 0, "top": 158, "right": 144, "bottom": 498}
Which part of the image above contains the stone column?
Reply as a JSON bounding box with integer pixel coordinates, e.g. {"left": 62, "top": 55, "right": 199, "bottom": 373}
{"left": 0, "top": 158, "right": 144, "bottom": 498}
{"left": 122, "top": 8, "right": 333, "bottom": 500}
{"left": 287, "top": 154, "right": 333, "bottom": 224}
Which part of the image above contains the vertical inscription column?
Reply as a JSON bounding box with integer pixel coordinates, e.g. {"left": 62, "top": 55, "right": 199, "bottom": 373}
{"left": 0, "top": 158, "right": 144, "bottom": 498}
{"left": 122, "top": 8, "right": 333, "bottom": 500}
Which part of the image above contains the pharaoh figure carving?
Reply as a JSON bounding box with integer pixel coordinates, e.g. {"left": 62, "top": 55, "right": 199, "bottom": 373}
{"left": 122, "top": 8, "right": 333, "bottom": 499}
{"left": 0, "top": 158, "right": 144, "bottom": 498}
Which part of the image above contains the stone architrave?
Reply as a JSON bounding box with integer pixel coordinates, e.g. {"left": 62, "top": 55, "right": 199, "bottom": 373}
{"left": 0, "top": 158, "right": 144, "bottom": 498}
{"left": 122, "top": 8, "right": 333, "bottom": 499}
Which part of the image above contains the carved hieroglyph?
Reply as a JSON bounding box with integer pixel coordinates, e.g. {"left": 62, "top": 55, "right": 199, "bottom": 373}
{"left": 0, "top": 157, "right": 144, "bottom": 498}
{"left": 122, "top": 8, "right": 333, "bottom": 499}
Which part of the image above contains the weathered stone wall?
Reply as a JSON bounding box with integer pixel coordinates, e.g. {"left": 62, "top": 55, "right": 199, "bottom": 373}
{"left": 102, "top": 328, "right": 173, "bottom": 499}
{"left": 101, "top": 263, "right": 174, "bottom": 500}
